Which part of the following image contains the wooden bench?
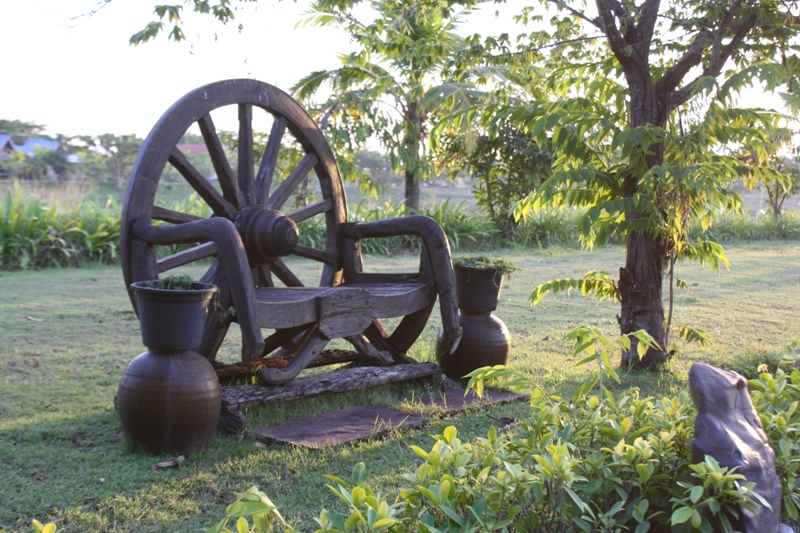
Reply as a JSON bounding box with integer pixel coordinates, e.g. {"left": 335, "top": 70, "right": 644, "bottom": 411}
{"left": 121, "top": 79, "right": 461, "bottom": 386}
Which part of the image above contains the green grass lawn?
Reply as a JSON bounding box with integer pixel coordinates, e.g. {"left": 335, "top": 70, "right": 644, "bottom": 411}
{"left": 1, "top": 243, "right": 799, "bottom": 532}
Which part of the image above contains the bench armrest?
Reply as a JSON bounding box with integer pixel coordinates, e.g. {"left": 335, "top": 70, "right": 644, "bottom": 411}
{"left": 341, "top": 215, "right": 462, "bottom": 353}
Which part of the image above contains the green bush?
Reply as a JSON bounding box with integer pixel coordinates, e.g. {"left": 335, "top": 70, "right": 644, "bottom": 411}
{"left": 299, "top": 199, "right": 499, "bottom": 255}
{"left": 300, "top": 368, "right": 800, "bottom": 532}
{"left": 688, "top": 211, "right": 800, "bottom": 242}
{"left": 0, "top": 182, "right": 120, "bottom": 270}
{"left": 34, "top": 368, "right": 800, "bottom": 532}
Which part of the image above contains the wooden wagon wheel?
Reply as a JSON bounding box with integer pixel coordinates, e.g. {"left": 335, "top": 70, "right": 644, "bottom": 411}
{"left": 121, "top": 79, "right": 439, "bottom": 370}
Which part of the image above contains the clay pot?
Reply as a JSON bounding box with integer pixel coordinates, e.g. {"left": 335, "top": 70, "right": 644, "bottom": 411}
{"left": 117, "top": 349, "right": 221, "bottom": 455}
{"left": 118, "top": 281, "right": 221, "bottom": 455}
{"left": 130, "top": 281, "right": 217, "bottom": 351}
{"left": 436, "top": 266, "right": 511, "bottom": 380}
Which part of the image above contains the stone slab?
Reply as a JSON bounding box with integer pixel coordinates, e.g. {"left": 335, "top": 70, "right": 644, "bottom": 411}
{"left": 254, "top": 405, "right": 422, "bottom": 449}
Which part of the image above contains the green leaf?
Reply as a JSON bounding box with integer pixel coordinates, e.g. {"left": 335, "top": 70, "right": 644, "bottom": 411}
{"left": 671, "top": 506, "right": 694, "bottom": 525}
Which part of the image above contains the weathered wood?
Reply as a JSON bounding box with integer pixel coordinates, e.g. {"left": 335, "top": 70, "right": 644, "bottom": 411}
{"left": 132, "top": 218, "right": 264, "bottom": 360}
{"left": 269, "top": 259, "right": 305, "bottom": 287}
{"left": 342, "top": 216, "right": 461, "bottom": 353}
{"left": 286, "top": 199, "right": 332, "bottom": 223}
{"left": 293, "top": 244, "right": 332, "bottom": 264}
{"left": 157, "top": 242, "right": 218, "bottom": 273}
{"left": 238, "top": 103, "right": 255, "bottom": 205}
{"left": 257, "top": 332, "right": 329, "bottom": 385}
{"left": 317, "top": 288, "right": 373, "bottom": 339}
{"left": 198, "top": 113, "right": 243, "bottom": 209}
{"left": 121, "top": 80, "right": 456, "bottom": 383}
{"left": 168, "top": 148, "right": 238, "bottom": 220}
{"left": 267, "top": 153, "right": 319, "bottom": 211}
{"left": 151, "top": 205, "right": 203, "bottom": 225}
{"left": 255, "top": 116, "right": 287, "bottom": 204}
{"left": 214, "top": 348, "right": 365, "bottom": 384}
{"left": 221, "top": 363, "right": 441, "bottom": 409}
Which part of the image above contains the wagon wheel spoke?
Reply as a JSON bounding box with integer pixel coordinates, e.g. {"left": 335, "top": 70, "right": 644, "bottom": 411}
{"left": 151, "top": 206, "right": 203, "bottom": 225}
{"left": 256, "top": 115, "right": 287, "bottom": 205}
{"left": 286, "top": 199, "right": 333, "bottom": 223}
{"left": 266, "top": 153, "right": 318, "bottom": 211}
{"left": 269, "top": 259, "right": 304, "bottom": 287}
{"left": 198, "top": 113, "right": 243, "bottom": 209}
{"left": 158, "top": 242, "right": 219, "bottom": 274}
{"left": 253, "top": 265, "right": 274, "bottom": 287}
{"left": 238, "top": 103, "right": 255, "bottom": 205}
{"left": 168, "top": 148, "right": 238, "bottom": 220}
{"left": 197, "top": 261, "right": 234, "bottom": 362}
{"left": 293, "top": 244, "right": 332, "bottom": 264}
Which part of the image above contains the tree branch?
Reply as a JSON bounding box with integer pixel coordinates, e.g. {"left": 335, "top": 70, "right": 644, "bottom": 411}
{"left": 636, "top": 0, "right": 661, "bottom": 49}
{"left": 548, "top": 0, "right": 602, "bottom": 29}
{"left": 668, "top": 12, "right": 759, "bottom": 109}
{"left": 655, "top": 30, "right": 713, "bottom": 96}
{"left": 595, "top": 0, "right": 634, "bottom": 69}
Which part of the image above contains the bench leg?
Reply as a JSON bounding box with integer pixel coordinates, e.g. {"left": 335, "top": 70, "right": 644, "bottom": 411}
{"left": 257, "top": 330, "right": 329, "bottom": 385}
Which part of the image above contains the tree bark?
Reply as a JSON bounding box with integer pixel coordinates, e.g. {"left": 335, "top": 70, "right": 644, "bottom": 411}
{"left": 597, "top": 0, "right": 671, "bottom": 368}
{"left": 403, "top": 100, "right": 421, "bottom": 212}
{"left": 404, "top": 168, "right": 420, "bottom": 212}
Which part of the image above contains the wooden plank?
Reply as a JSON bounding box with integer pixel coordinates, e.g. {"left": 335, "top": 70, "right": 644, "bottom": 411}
{"left": 152, "top": 206, "right": 203, "bottom": 225}
{"left": 286, "top": 198, "right": 332, "bottom": 223}
{"left": 255, "top": 115, "right": 287, "bottom": 204}
{"left": 198, "top": 113, "right": 243, "bottom": 208}
{"left": 348, "top": 272, "right": 421, "bottom": 284}
{"left": 267, "top": 153, "right": 318, "bottom": 211}
{"left": 221, "top": 363, "right": 440, "bottom": 409}
{"left": 238, "top": 103, "right": 255, "bottom": 205}
{"left": 157, "top": 242, "right": 219, "bottom": 273}
{"left": 168, "top": 148, "right": 238, "bottom": 220}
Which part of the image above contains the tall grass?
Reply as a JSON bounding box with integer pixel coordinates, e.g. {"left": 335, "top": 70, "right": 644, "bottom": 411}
{"left": 3, "top": 180, "right": 800, "bottom": 271}
{"left": 0, "top": 182, "right": 120, "bottom": 270}
{"left": 298, "top": 199, "right": 499, "bottom": 254}
{"left": 689, "top": 211, "right": 800, "bottom": 242}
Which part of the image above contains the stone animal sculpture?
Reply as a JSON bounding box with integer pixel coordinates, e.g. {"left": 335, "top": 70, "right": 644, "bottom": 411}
{"left": 689, "top": 362, "right": 782, "bottom": 532}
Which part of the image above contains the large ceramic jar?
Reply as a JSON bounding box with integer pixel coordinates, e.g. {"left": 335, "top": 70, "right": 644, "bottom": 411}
{"left": 117, "top": 281, "right": 221, "bottom": 455}
{"left": 436, "top": 265, "right": 511, "bottom": 380}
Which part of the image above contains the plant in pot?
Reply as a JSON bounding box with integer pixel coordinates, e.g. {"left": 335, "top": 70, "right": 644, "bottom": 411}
{"left": 117, "top": 274, "right": 222, "bottom": 455}
{"left": 436, "top": 256, "right": 519, "bottom": 380}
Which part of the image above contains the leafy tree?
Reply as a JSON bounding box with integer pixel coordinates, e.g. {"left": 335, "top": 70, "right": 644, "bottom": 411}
{"left": 465, "top": 1, "right": 800, "bottom": 367}
{"left": 129, "top": 1, "right": 485, "bottom": 211}
{"left": 439, "top": 119, "right": 552, "bottom": 239}
{"left": 0, "top": 119, "right": 47, "bottom": 145}
{"left": 291, "top": 0, "right": 480, "bottom": 211}
{"left": 93, "top": 133, "right": 143, "bottom": 187}
{"left": 739, "top": 128, "right": 800, "bottom": 218}
{"left": 764, "top": 157, "right": 800, "bottom": 217}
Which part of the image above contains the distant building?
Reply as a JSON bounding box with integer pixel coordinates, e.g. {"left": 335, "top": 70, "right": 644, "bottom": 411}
{"left": 14, "top": 137, "right": 61, "bottom": 156}
{"left": 0, "top": 136, "right": 64, "bottom": 179}
{"left": 0, "top": 134, "right": 13, "bottom": 152}
{"left": 177, "top": 144, "right": 209, "bottom": 157}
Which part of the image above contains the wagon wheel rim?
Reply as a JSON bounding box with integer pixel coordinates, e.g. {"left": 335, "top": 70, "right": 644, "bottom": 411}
{"left": 121, "top": 79, "right": 346, "bottom": 361}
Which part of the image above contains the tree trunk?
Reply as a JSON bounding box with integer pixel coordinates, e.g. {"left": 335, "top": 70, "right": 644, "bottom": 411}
{"left": 404, "top": 169, "right": 420, "bottom": 212}
{"left": 403, "top": 100, "right": 421, "bottom": 213}
{"left": 618, "top": 228, "right": 668, "bottom": 367}
{"left": 619, "top": 76, "right": 670, "bottom": 368}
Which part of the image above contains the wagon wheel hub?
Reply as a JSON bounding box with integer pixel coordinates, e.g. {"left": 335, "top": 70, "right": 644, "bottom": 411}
{"left": 235, "top": 205, "right": 299, "bottom": 266}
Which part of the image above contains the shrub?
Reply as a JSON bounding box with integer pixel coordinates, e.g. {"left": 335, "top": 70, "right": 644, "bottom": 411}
{"left": 0, "top": 182, "right": 120, "bottom": 270}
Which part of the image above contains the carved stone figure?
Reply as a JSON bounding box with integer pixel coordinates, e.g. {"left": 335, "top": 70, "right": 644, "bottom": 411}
{"left": 689, "top": 363, "right": 782, "bottom": 532}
